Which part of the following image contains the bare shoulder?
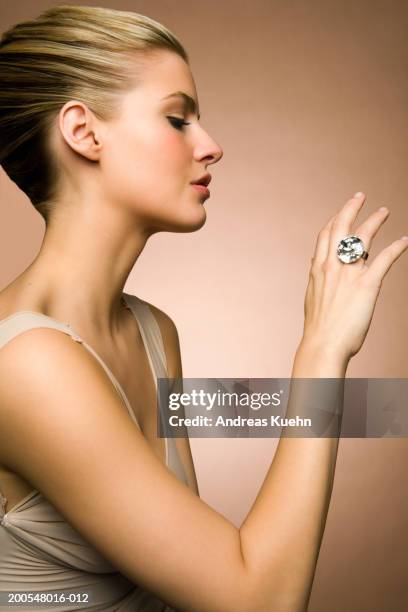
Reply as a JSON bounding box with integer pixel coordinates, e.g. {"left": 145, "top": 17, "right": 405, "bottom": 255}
{"left": 0, "top": 326, "right": 121, "bottom": 425}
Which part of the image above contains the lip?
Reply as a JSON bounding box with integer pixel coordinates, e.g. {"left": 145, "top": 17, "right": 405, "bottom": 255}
{"left": 191, "top": 184, "right": 210, "bottom": 198}
{"left": 190, "top": 173, "right": 212, "bottom": 187}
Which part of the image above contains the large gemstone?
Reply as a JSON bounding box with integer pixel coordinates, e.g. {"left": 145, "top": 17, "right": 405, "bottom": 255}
{"left": 337, "top": 235, "right": 365, "bottom": 263}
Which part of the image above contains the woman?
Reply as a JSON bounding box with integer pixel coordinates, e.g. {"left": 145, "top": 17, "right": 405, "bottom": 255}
{"left": 0, "top": 4, "right": 406, "bottom": 611}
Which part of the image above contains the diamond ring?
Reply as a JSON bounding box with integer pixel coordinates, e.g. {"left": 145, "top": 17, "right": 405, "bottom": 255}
{"left": 337, "top": 235, "right": 369, "bottom": 264}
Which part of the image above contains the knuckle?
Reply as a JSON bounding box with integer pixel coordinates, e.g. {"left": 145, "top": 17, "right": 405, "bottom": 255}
{"left": 340, "top": 201, "right": 352, "bottom": 215}
{"left": 359, "top": 267, "right": 382, "bottom": 290}
{"left": 361, "top": 275, "right": 382, "bottom": 291}
{"left": 384, "top": 245, "right": 397, "bottom": 259}
{"left": 310, "top": 263, "right": 319, "bottom": 278}
{"left": 317, "top": 227, "right": 329, "bottom": 240}
{"left": 393, "top": 239, "right": 405, "bottom": 251}
{"left": 321, "top": 259, "right": 337, "bottom": 274}
{"left": 359, "top": 271, "right": 374, "bottom": 288}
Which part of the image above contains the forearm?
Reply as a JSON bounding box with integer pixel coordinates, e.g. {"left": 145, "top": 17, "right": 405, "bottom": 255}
{"left": 239, "top": 343, "right": 348, "bottom": 611}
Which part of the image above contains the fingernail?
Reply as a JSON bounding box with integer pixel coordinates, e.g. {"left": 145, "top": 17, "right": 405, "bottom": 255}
{"left": 401, "top": 236, "right": 408, "bottom": 240}
{"left": 379, "top": 206, "right": 388, "bottom": 212}
{"left": 354, "top": 191, "right": 364, "bottom": 197}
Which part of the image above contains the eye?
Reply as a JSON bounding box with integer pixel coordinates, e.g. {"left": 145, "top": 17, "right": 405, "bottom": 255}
{"left": 167, "top": 116, "right": 191, "bottom": 131}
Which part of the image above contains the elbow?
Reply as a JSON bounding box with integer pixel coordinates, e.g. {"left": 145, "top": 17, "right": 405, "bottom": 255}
{"left": 233, "top": 595, "right": 307, "bottom": 612}
{"left": 231, "top": 566, "right": 308, "bottom": 612}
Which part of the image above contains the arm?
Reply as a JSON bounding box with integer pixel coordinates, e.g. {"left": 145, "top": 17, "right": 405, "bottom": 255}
{"left": 239, "top": 345, "right": 347, "bottom": 612}
{"left": 144, "top": 304, "right": 345, "bottom": 610}
{"left": 129, "top": 299, "right": 346, "bottom": 610}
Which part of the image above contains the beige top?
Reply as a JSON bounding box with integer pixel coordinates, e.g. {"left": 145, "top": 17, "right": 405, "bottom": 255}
{"left": 0, "top": 293, "right": 188, "bottom": 610}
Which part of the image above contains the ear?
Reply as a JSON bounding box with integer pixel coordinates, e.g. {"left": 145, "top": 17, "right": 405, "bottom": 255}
{"left": 58, "top": 100, "right": 102, "bottom": 161}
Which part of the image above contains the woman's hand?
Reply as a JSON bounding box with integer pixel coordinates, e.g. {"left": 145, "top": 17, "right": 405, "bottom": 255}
{"left": 301, "top": 192, "right": 408, "bottom": 362}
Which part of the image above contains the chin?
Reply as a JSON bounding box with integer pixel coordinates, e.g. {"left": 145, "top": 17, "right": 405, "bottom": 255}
{"left": 169, "top": 206, "right": 207, "bottom": 233}
{"left": 162, "top": 196, "right": 208, "bottom": 232}
{"left": 143, "top": 197, "right": 208, "bottom": 234}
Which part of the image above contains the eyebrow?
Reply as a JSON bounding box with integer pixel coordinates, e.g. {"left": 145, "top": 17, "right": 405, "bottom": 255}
{"left": 161, "top": 91, "right": 201, "bottom": 120}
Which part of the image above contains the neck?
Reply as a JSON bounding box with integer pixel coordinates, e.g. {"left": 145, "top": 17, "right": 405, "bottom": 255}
{"left": 11, "top": 203, "right": 153, "bottom": 338}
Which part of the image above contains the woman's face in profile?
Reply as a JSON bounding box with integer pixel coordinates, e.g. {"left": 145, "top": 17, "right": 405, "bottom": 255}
{"left": 100, "top": 50, "right": 223, "bottom": 233}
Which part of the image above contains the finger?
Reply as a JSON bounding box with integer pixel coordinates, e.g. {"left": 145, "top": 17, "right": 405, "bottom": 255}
{"left": 328, "top": 192, "right": 367, "bottom": 261}
{"left": 312, "top": 213, "right": 337, "bottom": 266}
{"left": 353, "top": 206, "right": 390, "bottom": 252}
{"left": 362, "top": 237, "right": 408, "bottom": 287}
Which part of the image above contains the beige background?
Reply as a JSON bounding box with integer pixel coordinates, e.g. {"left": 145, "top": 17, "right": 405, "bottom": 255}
{"left": 1, "top": 1, "right": 407, "bottom": 609}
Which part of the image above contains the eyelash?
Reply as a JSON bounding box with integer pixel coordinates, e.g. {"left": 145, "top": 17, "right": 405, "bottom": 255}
{"left": 167, "top": 116, "right": 191, "bottom": 131}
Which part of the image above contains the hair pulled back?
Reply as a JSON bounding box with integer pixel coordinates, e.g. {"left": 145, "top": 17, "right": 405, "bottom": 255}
{"left": 0, "top": 4, "right": 188, "bottom": 222}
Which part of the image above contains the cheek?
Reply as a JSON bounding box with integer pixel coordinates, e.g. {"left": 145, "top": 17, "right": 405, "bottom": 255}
{"left": 143, "top": 129, "right": 190, "bottom": 185}
{"left": 101, "top": 125, "right": 189, "bottom": 210}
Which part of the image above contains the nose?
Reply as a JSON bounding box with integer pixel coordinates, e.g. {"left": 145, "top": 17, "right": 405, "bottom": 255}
{"left": 193, "top": 127, "right": 223, "bottom": 166}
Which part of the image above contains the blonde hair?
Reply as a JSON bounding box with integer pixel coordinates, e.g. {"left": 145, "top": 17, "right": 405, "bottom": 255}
{"left": 0, "top": 4, "right": 189, "bottom": 223}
